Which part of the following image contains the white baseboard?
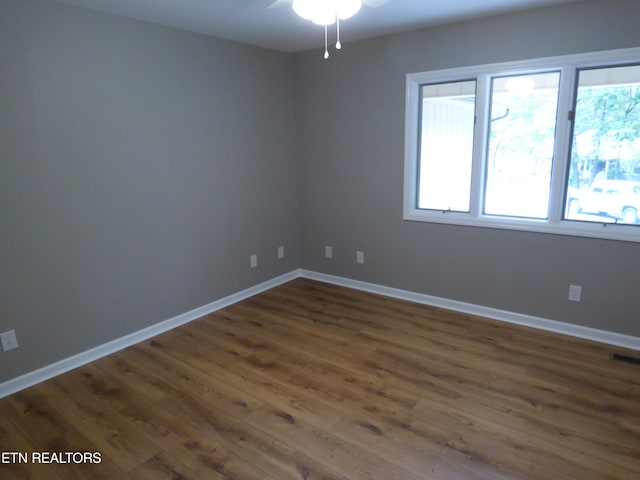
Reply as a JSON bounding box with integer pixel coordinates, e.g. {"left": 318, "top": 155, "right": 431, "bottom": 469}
{"left": 299, "top": 270, "right": 640, "bottom": 351}
{"left": 0, "top": 270, "right": 301, "bottom": 399}
{"left": 2, "top": 267, "right": 638, "bottom": 399}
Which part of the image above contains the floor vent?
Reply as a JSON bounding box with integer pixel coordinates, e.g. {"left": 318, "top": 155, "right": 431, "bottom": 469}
{"left": 611, "top": 353, "right": 640, "bottom": 366}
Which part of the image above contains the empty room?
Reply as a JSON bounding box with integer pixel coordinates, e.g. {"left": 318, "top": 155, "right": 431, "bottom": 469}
{"left": 1, "top": 0, "right": 640, "bottom": 478}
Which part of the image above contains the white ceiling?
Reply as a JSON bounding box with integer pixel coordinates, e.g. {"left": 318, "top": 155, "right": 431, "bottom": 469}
{"left": 55, "top": 0, "right": 582, "bottom": 53}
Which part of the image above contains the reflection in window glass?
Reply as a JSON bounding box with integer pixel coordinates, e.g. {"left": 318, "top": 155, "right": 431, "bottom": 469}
{"left": 565, "top": 64, "right": 640, "bottom": 224}
{"left": 484, "top": 72, "right": 560, "bottom": 219}
{"left": 418, "top": 80, "right": 476, "bottom": 212}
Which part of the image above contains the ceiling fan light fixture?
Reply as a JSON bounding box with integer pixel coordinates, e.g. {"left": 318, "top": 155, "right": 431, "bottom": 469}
{"left": 292, "top": 0, "right": 327, "bottom": 24}
{"left": 293, "top": 0, "right": 361, "bottom": 24}
{"left": 292, "top": 0, "right": 362, "bottom": 58}
{"left": 336, "top": 0, "right": 362, "bottom": 20}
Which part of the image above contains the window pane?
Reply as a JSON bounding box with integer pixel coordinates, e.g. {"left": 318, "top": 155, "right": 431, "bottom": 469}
{"left": 418, "top": 80, "right": 475, "bottom": 212}
{"left": 565, "top": 64, "right": 640, "bottom": 225}
{"left": 484, "top": 72, "right": 560, "bottom": 218}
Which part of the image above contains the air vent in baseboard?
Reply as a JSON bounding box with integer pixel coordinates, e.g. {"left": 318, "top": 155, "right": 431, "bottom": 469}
{"left": 611, "top": 353, "right": 640, "bottom": 366}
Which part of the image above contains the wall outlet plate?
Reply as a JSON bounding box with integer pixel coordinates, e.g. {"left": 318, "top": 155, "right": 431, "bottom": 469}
{"left": 250, "top": 254, "right": 258, "bottom": 268}
{"left": 278, "top": 246, "right": 284, "bottom": 259}
{"left": 356, "top": 251, "right": 365, "bottom": 264}
{"left": 1, "top": 330, "right": 18, "bottom": 352}
{"left": 325, "top": 246, "right": 333, "bottom": 258}
{"left": 568, "top": 284, "right": 582, "bottom": 302}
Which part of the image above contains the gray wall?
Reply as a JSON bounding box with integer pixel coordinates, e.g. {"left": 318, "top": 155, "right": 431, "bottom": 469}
{"left": 0, "top": 0, "right": 298, "bottom": 382}
{"left": 2, "top": 0, "right": 640, "bottom": 386}
{"left": 296, "top": 0, "right": 640, "bottom": 337}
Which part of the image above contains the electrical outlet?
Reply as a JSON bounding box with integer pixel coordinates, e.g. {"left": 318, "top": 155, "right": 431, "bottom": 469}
{"left": 356, "top": 250, "right": 365, "bottom": 264}
{"left": 325, "top": 246, "right": 333, "bottom": 258}
{"left": 250, "top": 254, "right": 258, "bottom": 268}
{"left": 568, "top": 284, "right": 582, "bottom": 302}
{"left": 1, "top": 330, "right": 18, "bottom": 352}
{"left": 277, "top": 246, "right": 285, "bottom": 259}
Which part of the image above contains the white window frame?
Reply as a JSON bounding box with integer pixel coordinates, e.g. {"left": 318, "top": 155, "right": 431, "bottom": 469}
{"left": 403, "top": 47, "right": 640, "bottom": 243}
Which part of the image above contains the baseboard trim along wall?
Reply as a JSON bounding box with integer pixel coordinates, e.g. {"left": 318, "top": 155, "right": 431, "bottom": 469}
{"left": 299, "top": 270, "right": 640, "bottom": 352}
{"left": 0, "top": 270, "right": 299, "bottom": 399}
{"left": 2, "top": 268, "right": 639, "bottom": 398}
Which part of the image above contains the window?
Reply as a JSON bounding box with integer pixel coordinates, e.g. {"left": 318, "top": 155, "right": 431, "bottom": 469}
{"left": 404, "top": 47, "right": 640, "bottom": 242}
{"left": 564, "top": 64, "right": 640, "bottom": 225}
{"left": 418, "top": 80, "right": 475, "bottom": 212}
{"left": 484, "top": 72, "right": 560, "bottom": 219}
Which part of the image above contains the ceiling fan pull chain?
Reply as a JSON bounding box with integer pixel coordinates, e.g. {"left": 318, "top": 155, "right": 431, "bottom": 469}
{"left": 336, "top": 15, "right": 342, "bottom": 49}
{"left": 324, "top": 23, "right": 329, "bottom": 59}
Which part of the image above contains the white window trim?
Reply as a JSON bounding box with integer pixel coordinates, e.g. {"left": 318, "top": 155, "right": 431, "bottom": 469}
{"left": 403, "top": 47, "right": 640, "bottom": 243}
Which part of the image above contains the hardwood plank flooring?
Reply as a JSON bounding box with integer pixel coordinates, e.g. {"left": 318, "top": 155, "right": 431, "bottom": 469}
{"left": 1, "top": 278, "right": 639, "bottom": 479}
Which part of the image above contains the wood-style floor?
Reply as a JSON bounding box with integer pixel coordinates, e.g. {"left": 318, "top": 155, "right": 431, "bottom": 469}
{"left": 1, "top": 278, "right": 640, "bottom": 479}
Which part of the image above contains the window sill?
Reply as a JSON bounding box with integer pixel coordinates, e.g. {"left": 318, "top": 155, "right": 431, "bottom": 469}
{"left": 403, "top": 208, "right": 640, "bottom": 243}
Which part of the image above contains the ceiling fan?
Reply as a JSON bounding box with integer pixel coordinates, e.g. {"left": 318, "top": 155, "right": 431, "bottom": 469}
{"left": 268, "top": 0, "right": 391, "bottom": 9}
{"left": 268, "top": 0, "right": 392, "bottom": 58}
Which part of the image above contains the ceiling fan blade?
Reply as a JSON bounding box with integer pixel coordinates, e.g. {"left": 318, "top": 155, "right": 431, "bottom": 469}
{"left": 268, "top": 0, "right": 292, "bottom": 9}
{"left": 362, "top": 0, "right": 391, "bottom": 7}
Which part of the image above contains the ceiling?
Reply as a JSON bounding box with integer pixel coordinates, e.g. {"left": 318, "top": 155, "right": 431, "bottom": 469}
{"left": 55, "top": 0, "right": 582, "bottom": 53}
